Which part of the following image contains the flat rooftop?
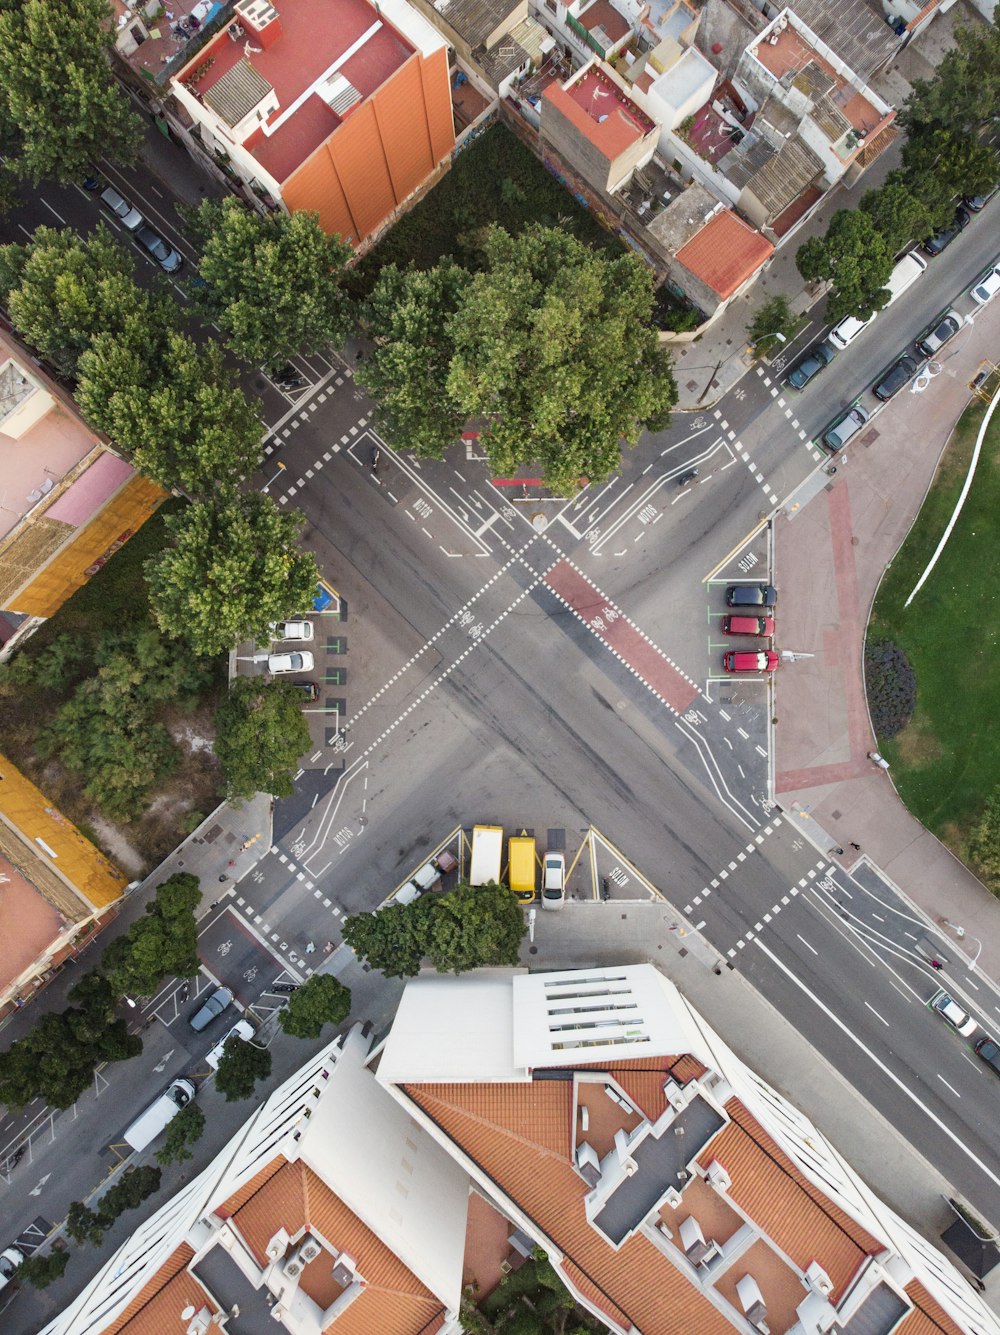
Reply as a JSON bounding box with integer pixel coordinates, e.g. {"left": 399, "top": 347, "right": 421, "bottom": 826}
{"left": 545, "top": 64, "right": 656, "bottom": 160}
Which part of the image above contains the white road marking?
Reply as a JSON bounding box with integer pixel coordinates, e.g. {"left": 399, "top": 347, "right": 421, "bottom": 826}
{"left": 864, "top": 1002, "right": 889, "bottom": 1027}
{"left": 937, "top": 1074, "right": 961, "bottom": 1098}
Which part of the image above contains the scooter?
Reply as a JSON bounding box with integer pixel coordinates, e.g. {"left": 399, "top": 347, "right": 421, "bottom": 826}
{"left": 371, "top": 446, "right": 381, "bottom": 476}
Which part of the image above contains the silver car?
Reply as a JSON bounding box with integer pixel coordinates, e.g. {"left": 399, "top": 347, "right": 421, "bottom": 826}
{"left": 100, "top": 185, "right": 143, "bottom": 232}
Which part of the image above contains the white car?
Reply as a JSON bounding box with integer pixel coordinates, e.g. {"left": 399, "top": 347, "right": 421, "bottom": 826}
{"left": 970, "top": 265, "right": 1000, "bottom": 306}
{"left": 0, "top": 1244, "right": 24, "bottom": 1291}
{"left": 267, "top": 651, "right": 314, "bottom": 674}
{"left": 930, "top": 988, "right": 977, "bottom": 1037}
{"left": 269, "top": 619, "right": 314, "bottom": 643}
{"left": 542, "top": 851, "right": 566, "bottom": 910}
{"left": 206, "top": 1018, "right": 256, "bottom": 1071}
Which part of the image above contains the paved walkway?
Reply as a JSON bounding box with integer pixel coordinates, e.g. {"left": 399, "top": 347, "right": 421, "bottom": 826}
{"left": 774, "top": 298, "right": 1000, "bottom": 985}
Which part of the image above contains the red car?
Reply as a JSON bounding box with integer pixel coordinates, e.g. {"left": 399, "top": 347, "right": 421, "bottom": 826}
{"left": 723, "top": 651, "right": 778, "bottom": 673}
{"left": 722, "top": 615, "right": 774, "bottom": 637}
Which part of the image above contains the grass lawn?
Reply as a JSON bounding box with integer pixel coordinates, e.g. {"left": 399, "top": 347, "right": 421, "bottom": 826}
{"left": 867, "top": 397, "right": 1000, "bottom": 854}
{"left": 349, "top": 123, "right": 623, "bottom": 296}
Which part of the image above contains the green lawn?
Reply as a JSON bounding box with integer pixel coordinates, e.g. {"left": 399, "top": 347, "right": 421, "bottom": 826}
{"left": 868, "top": 398, "right": 1000, "bottom": 851}
{"left": 348, "top": 123, "right": 623, "bottom": 296}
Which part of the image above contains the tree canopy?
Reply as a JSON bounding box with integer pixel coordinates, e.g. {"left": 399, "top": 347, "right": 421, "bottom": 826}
{"left": 899, "top": 9, "right": 1000, "bottom": 137}
{"left": 0, "top": 0, "right": 143, "bottom": 185}
{"left": 188, "top": 199, "right": 354, "bottom": 367}
{"left": 859, "top": 176, "right": 932, "bottom": 257}
{"left": 214, "top": 677, "right": 312, "bottom": 801}
{"left": 795, "top": 209, "right": 894, "bottom": 324}
{"left": 361, "top": 225, "right": 676, "bottom": 493}
{"left": 156, "top": 1103, "right": 206, "bottom": 1165}
{"left": 343, "top": 881, "right": 526, "bottom": 978}
{"left": 214, "top": 1036, "right": 272, "bottom": 1101}
{"left": 746, "top": 295, "right": 795, "bottom": 358}
{"left": 279, "top": 975, "right": 352, "bottom": 1039}
{"left": 145, "top": 491, "right": 319, "bottom": 656}
{"left": 100, "top": 873, "right": 201, "bottom": 997}
{"left": 900, "top": 127, "right": 999, "bottom": 225}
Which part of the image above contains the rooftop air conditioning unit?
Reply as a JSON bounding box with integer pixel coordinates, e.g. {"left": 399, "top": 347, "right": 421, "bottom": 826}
{"left": 299, "top": 1236, "right": 322, "bottom": 1264}
{"left": 282, "top": 1256, "right": 303, "bottom": 1281}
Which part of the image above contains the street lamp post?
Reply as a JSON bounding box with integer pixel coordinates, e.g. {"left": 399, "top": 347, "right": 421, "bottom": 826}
{"left": 261, "top": 461, "right": 286, "bottom": 493}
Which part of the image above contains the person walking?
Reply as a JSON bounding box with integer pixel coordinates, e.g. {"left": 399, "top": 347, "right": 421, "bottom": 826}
{"left": 849, "top": 842, "right": 861, "bottom": 851}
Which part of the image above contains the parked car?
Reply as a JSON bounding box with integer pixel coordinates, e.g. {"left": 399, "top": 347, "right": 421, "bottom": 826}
{"left": 542, "top": 851, "right": 566, "bottom": 910}
{"left": 964, "top": 187, "right": 998, "bottom": 213}
{"left": 189, "top": 986, "right": 234, "bottom": 1033}
{"left": 970, "top": 264, "right": 1000, "bottom": 307}
{"left": 930, "top": 987, "right": 977, "bottom": 1037}
{"left": 916, "top": 310, "right": 962, "bottom": 358}
{"left": 922, "top": 206, "right": 970, "bottom": 256}
{"left": 786, "top": 342, "right": 835, "bottom": 390}
{"left": 292, "top": 681, "right": 319, "bottom": 702}
{"left": 873, "top": 355, "right": 918, "bottom": 402}
{"left": 822, "top": 405, "right": 869, "bottom": 453}
{"left": 722, "top": 614, "right": 773, "bottom": 636}
{"left": 0, "top": 1245, "right": 24, "bottom": 1292}
{"left": 974, "top": 1035, "right": 1000, "bottom": 1076}
{"left": 135, "top": 225, "right": 183, "bottom": 273}
{"left": 723, "top": 650, "right": 778, "bottom": 673}
{"left": 267, "top": 651, "right": 314, "bottom": 674}
{"left": 725, "top": 584, "right": 777, "bottom": 609}
{"left": 100, "top": 185, "right": 143, "bottom": 231}
{"left": 270, "top": 619, "right": 314, "bottom": 642}
{"left": 206, "top": 1018, "right": 256, "bottom": 1070}
{"left": 675, "top": 468, "right": 699, "bottom": 487}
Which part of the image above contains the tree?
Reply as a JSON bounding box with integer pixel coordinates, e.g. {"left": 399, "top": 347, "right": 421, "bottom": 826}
{"left": 78, "top": 332, "right": 264, "bottom": 496}
{"left": 860, "top": 176, "right": 932, "bottom": 256}
{"left": 66, "top": 1201, "right": 105, "bottom": 1247}
{"left": 97, "top": 1166, "right": 161, "bottom": 1225}
{"left": 214, "top": 678, "right": 312, "bottom": 801}
{"left": 279, "top": 975, "right": 352, "bottom": 1039}
{"left": 17, "top": 1248, "right": 69, "bottom": 1290}
{"left": 746, "top": 295, "right": 795, "bottom": 358}
{"left": 156, "top": 1103, "right": 206, "bottom": 1165}
{"left": 0, "top": 225, "right": 151, "bottom": 373}
{"left": 968, "top": 786, "right": 1000, "bottom": 890}
{"left": 0, "top": 0, "right": 142, "bottom": 185}
{"left": 188, "top": 199, "right": 354, "bottom": 367}
{"left": 446, "top": 226, "right": 676, "bottom": 493}
{"left": 899, "top": 13, "right": 1000, "bottom": 137}
{"left": 901, "top": 127, "right": 999, "bottom": 222}
{"left": 214, "top": 1036, "right": 272, "bottom": 1101}
{"left": 343, "top": 882, "right": 526, "bottom": 978}
{"left": 359, "top": 261, "right": 472, "bottom": 456}
{"left": 145, "top": 490, "right": 319, "bottom": 656}
{"left": 795, "top": 210, "right": 893, "bottom": 324}
{"left": 101, "top": 873, "right": 201, "bottom": 997}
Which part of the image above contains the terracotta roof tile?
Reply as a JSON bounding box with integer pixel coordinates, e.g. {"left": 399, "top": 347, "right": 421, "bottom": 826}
{"left": 322, "top": 1287, "right": 445, "bottom": 1335}
{"left": 674, "top": 211, "right": 773, "bottom": 299}
{"left": 575, "top": 1054, "right": 706, "bottom": 1122}
{"left": 112, "top": 1266, "right": 217, "bottom": 1335}
{"left": 216, "top": 1154, "right": 287, "bottom": 1219}
{"left": 413, "top": 1081, "right": 573, "bottom": 1158}
{"left": 405, "top": 1083, "right": 733, "bottom": 1334}
{"left": 104, "top": 1244, "right": 195, "bottom": 1335}
{"left": 902, "top": 1280, "right": 968, "bottom": 1335}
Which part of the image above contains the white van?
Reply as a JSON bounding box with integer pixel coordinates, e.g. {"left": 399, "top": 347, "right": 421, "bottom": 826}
{"left": 826, "top": 251, "right": 928, "bottom": 351}
{"left": 123, "top": 1078, "right": 196, "bottom": 1152}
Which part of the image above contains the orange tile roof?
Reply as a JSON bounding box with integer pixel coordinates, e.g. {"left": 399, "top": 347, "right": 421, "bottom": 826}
{"left": 544, "top": 68, "right": 655, "bottom": 162}
{"left": 405, "top": 1082, "right": 733, "bottom": 1334}
{"left": 103, "top": 1246, "right": 201, "bottom": 1335}
{"left": 216, "top": 1153, "right": 287, "bottom": 1218}
{"left": 901, "top": 1280, "right": 968, "bottom": 1335}
{"left": 699, "top": 1099, "right": 882, "bottom": 1301}
{"left": 674, "top": 211, "right": 774, "bottom": 299}
{"left": 576, "top": 1054, "right": 706, "bottom": 1123}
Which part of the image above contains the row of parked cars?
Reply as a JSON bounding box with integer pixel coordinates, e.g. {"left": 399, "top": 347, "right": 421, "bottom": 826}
{"left": 930, "top": 987, "right": 1000, "bottom": 1076}
{"left": 85, "top": 177, "right": 184, "bottom": 274}
{"left": 721, "top": 585, "right": 779, "bottom": 674}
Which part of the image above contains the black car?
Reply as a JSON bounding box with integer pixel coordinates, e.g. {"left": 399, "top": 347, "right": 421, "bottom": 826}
{"left": 964, "top": 187, "right": 998, "bottom": 213}
{"left": 135, "top": 225, "right": 183, "bottom": 274}
{"left": 922, "top": 206, "right": 971, "bottom": 256}
{"left": 873, "top": 354, "right": 918, "bottom": 401}
{"left": 726, "top": 584, "right": 777, "bottom": 609}
{"left": 975, "top": 1036, "right": 1000, "bottom": 1076}
{"left": 786, "top": 341, "right": 835, "bottom": 390}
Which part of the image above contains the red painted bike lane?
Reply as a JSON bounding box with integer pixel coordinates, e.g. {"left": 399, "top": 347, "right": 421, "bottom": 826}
{"left": 545, "top": 559, "right": 700, "bottom": 715}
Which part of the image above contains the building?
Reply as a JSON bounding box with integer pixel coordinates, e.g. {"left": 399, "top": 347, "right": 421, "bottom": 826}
{"left": 167, "top": 0, "right": 456, "bottom": 252}
{"left": 49, "top": 965, "right": 1000, "bottom": 1335}
{"left": 541, "top": 60, "right": 658, "bottom": 193}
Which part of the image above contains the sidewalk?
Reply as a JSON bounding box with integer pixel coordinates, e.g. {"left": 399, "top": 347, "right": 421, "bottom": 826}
{"left": 773, "top": 298, "right": 1000, "bottom": 984}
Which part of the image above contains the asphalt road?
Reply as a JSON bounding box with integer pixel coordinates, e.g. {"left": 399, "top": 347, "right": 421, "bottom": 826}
{"left": 2, "top": 134, "right": 1000, "bottom": 1289}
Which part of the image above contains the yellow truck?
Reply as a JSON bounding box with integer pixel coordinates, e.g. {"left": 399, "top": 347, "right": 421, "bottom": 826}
{"left": 508, "top": 835, "right": 537, "bottom": 904}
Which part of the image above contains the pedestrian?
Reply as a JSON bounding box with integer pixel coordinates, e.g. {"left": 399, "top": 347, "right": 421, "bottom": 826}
{"left": 849, "top": 842, "right": 861, "bottom": 851}
{"left": 209, "top": 900, "right": 219, "bottom": 910}
{"left": 218, "top": 875, "right": 228, "bottom": 883}
{"left": 831, "top": 846, "right": 845, "bottom": 856}
{"left": 931, "top": 959, "right": 943, "bottom": 970}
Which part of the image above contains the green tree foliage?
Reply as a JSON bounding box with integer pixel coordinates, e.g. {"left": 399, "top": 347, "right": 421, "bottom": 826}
{"left": 860, "top": 176, "right": 932, "bottom": 256}
{"left": 343, "top": 882, "right": 526, "bottom": 978}
{"left": 901, "top": 127, "right": 999, "bottom": 224}
{"left": 279, "top": 975, "right": 352, "bottom": 1039}
{"left": 145, "top": 491, "right": 319, "bottom": 657}
{"left": 746, "top": 295, "right": 795, "bottom": 358}
{"left": 968, "top": 786, "right": 1000, "bottom": 891}
{"left": 155, "top": 1103, "right": 206, "bottom": 1165}
{"left": 214, "top": 678, "right": 312, "bottom": 801}
{"left": 359, "top": 261, "right": 472, "bottom": 456}
{"left": 66, "top": 1201, "right": 105, "bottom": 1247}
{"left": 899, "top": 10, "right": 1000, "bottom": 137}
{"left": 795, "top": 209, "right": 893, "bottom": 324}
{"left": 214, "top": 1036, "right": 272, "bottom": 1101}
{"left": 97, "top": 1166, "right": 161, "bottom": 1226}
{"left": 0, "top": 0, "right": 142, "bottom": 185}
{"left": 17, "top": 1248, "right": 69, "bottom": 1290}
{"left": 101, "top": 873, "right": 201, "bottom": 997}
{"left": 188, "top": 199, "right": 354, "bottom": 367}
{"left": 0, "top": 225, "right": 152, "bottom": 373}
{"left": 78, "top": 331, "right": 264, "bottom": 496}
{"left": 446, "top": 226, "right": 676, "bottom": 493}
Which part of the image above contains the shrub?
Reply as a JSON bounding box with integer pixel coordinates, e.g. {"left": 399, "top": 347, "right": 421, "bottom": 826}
{"left": 865, "top": 639, "right": 916, "bottom": 738}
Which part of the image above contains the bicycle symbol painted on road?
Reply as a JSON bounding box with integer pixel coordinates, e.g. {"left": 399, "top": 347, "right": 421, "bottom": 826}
{"left": 217, "top": 939, "right": 233, "bottom": 957}
{"left": 243, "top": 965, "right": 258, "bottom": 983}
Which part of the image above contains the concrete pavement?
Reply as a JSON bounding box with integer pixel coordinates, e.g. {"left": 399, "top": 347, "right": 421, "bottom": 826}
{"left": 774, "top": 293, "right": 1000, "bottom": 986}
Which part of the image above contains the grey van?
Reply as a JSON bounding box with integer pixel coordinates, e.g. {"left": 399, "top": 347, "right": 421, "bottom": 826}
{"left": 821, "top": 405, "right": 869, "bottom": 453}
{"left": 189, "top": 986, "right": 233, "bottom": 1032}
